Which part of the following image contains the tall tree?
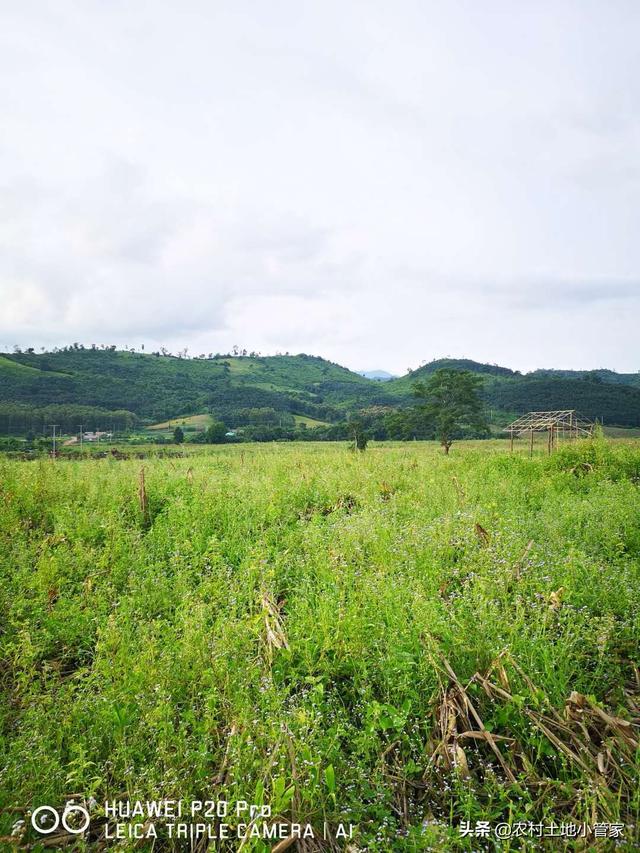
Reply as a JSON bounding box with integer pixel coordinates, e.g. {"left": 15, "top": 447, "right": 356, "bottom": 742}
{"left": 205, "top": 421, "right": 227, "bottom": 443}
{"left": 348, "top": 416, "right": 368, "bottom": 451}
{"left": 413, "top": 369, "right": 488, "bottom": 454}
{"left": 173, "top": 426, "right": 185, "bottom": 444}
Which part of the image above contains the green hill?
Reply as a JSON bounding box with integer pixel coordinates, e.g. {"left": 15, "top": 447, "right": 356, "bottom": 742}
{"left": 383, "top": 359, "right": 640, "bottom": 426}
{"left": 529, "top": 368, "right": 640, "bottom": 388}
{"left": 1, "top": 348, "right": 639, "bottom": 435}
{"left": 481, "top": 375, "right": 640, "bottom": 426}
{"left": 385, "top": 358, "right": 519, "bottom": 395}
{"left": 0, "top": 347, "right": 386, "bottom": 434}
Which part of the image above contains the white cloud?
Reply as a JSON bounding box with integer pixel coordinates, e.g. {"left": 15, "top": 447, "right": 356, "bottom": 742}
{"left": 0, "top": 0, "right": 639, "bottom": 372}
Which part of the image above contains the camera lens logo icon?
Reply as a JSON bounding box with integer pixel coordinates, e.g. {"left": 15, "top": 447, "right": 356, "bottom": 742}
{"left": 31, "top": 804, "right": 90, "bottom": 835}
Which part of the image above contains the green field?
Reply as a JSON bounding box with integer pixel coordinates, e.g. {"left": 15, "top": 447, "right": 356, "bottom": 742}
{"left": 1, "top": 439, "right": 639, "bottom": 850}
{"left": 604, "top": 426, "right": 640, "bottom": 439}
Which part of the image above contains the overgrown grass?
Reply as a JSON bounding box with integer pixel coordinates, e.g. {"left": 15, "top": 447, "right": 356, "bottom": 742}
{"left": 0, "top": 439, "right": 639, "bottom": 851}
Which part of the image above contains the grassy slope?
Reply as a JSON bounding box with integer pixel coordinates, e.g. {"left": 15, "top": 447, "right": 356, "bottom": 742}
{"left": 0, "top": 355, "right": 69, "bottom": 378}
{"left": 0, "top": 355, "right": 42, "bottom": 375}
{"left": 292, "top": 414, "right": 330, "bottom": 428}
{"left": 148, "top": 413, "right": 215, "bottom": 431}
{"left": 0, "top": 440, "right": 639, "bottom": 850}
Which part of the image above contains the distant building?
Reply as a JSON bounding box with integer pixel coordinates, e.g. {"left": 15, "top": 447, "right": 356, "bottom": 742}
{"left": 82, "top": 431, "right": 113, "bottom": 442}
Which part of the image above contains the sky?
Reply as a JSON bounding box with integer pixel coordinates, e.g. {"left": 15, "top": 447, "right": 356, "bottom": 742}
{"left": 1, "top": 0, "right": 639, "bottom": 375}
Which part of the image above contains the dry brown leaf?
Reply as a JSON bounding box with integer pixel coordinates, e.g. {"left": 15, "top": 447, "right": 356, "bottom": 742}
{"left": 474, "top": 522, "right": 490, "bottom": 545}
{"left": 548, "top": 587, "right": 564, "bottom": 610}
{"left": 458, "top": 730, "right": 516, "bottom": 744}
{"left": 452, "top": 744, "right": 470, "bottom": 775}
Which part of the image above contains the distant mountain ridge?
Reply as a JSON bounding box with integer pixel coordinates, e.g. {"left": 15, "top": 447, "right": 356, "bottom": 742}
{"left": 358, "top": 370, "right": 397, "bottom": 381}
{"left": 1, "top": 348, "right": 639, "bottom": 431}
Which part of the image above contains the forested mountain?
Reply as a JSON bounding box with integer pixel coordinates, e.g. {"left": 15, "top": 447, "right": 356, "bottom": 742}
{"left": 481, "top": 376, "right": 640, "bottom": 426}
{"left": 1, "top": 347, "right": 639, "bottom": 434}
{"left": 396, "top": 358, "right": 520, "bottom": 381}
{"left": 529, "top": 368, "right": 640, "bottom": 387}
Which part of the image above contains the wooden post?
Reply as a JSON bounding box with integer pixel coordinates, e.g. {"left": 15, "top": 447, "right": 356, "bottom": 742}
{"left": 138, "top": 467, "right": 149, "bottom": 523}
{"left": 530, "top": 428, "right": 534, "bottom": 457}
{"left": 510, "top": 430, "right": 514, "bottom": 452}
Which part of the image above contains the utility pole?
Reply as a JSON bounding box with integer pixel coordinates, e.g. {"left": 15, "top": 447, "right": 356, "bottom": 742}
{"left": 48, "top": 424, "right": 59, "bottom": 458}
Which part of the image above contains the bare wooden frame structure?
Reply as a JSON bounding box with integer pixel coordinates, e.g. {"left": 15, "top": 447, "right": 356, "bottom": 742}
{"left": 504, "top": 410, "right": 595, "bottom": 455}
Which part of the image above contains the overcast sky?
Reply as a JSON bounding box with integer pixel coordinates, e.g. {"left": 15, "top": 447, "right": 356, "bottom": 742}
{"left": 1, "top": 1, "right": 639, "bottom": 374}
